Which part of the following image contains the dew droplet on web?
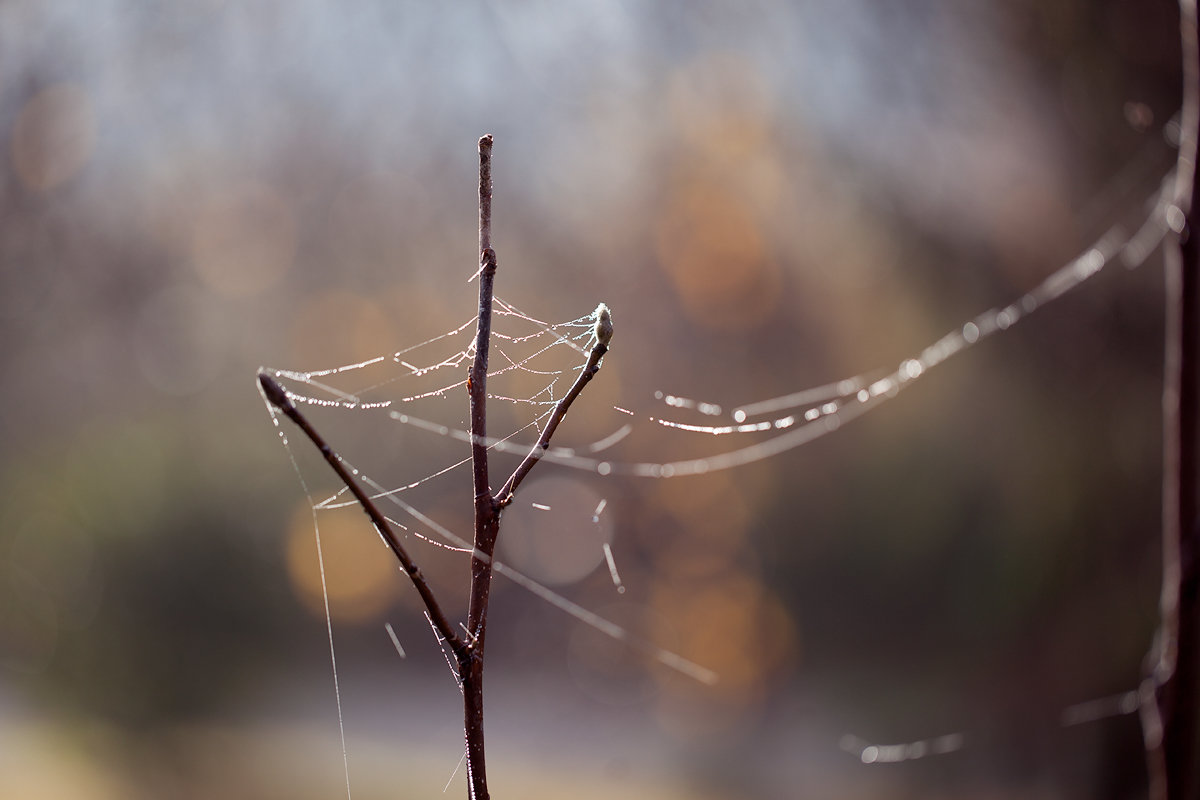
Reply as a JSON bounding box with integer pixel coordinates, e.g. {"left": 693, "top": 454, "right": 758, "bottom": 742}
{"left": 602, "top": 542, "right": 624, "bottom": 593}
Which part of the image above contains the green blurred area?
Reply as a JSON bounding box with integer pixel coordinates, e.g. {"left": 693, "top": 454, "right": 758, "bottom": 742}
{"left": 0, "top": 0, "right": 1184, "bottom": 797}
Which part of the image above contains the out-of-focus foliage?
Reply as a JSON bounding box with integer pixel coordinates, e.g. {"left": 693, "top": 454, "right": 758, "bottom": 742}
{"left": 0, "top": 0, "right": 1182, "bottom": 797}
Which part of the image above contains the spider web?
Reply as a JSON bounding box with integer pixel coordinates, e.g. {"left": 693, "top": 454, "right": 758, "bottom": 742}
{"left": 262, "top": 296, "right": 722, "bottom": 666}
{"left": 257, "top": 6, "right": 1197, "bottom": 792}
{"left": 259, "top": 160, "right": 1172, "bottom": 782}
{"left": 267, "top": 166, "right": 1176, "bottom": 482}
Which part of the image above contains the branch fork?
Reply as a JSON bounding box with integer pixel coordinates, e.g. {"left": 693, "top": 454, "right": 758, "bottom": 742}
{"left": 259, "top": 135, "right": 610, "bottom": 800}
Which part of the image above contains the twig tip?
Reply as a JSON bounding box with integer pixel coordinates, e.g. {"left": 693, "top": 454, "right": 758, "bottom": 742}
{"left": 258, "top": 370, "right": 294, "bottom": 412}
{"left": 594, "top": 303, "right": 613, "bottom": 347}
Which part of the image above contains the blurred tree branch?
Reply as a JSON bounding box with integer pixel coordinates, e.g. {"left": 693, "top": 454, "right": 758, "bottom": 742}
{"left": 1150, "top": 2, "right": 1200, "bottom": 798}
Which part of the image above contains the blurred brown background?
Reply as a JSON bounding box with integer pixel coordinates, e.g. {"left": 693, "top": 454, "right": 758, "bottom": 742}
{"left": 0, "top": 0, "right": 1186, "bottom": 797}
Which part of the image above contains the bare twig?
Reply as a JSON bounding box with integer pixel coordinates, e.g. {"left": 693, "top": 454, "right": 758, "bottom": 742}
{"left": 459, "top": 137, "right": 612, "bottom": 800}
{"left": 464, "top": 138, "right": 500, "bottom": 800}
{"left": 263, "top": 135, "right": 610, "bottom": 800}
{"left": 257, "top": 372, "right": 466, "bottom": 655}
{"left": 478, "top": 133, "right": 493, "bottom": 255}
{"left": 497, "top": 306, "right": 612, "bottom": 507}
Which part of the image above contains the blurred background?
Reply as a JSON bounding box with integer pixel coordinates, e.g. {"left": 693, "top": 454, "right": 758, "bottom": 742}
{"left": 0, "top": 0, "right": 1188, "bottom": 797}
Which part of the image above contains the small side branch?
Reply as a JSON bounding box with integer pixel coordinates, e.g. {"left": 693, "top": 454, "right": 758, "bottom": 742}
{"left": 497, "top": 312, "right": 611, "bottom": 507}
{"left": 258, "top": 372, "right": 466, "bottom": 656}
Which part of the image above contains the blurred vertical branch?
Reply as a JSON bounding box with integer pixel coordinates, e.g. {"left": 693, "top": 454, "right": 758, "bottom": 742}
{"left": 1151, "top": 2, "right": 1200, "bottom": 798}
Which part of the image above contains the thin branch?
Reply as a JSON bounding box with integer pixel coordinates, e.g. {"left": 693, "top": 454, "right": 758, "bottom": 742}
{"left": 470, "top": 135, "right": 497, "bottom": 555}
{"left": 464, "top": 134, "right": 499, "bottom": 800}
{"left": 497, "top": 335, "right": 610, "bottom": 507}
{"left": 479, "top": 133, "right": 493, "bottom": 255}
{"left": 258, "top": 372, "right": 466, "bottom": 655}
{"left": 469, "top": 247, "right": 499, "bottom": 544}
{"left": 497, "top": 304, "right": 612, "bottom": 506}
